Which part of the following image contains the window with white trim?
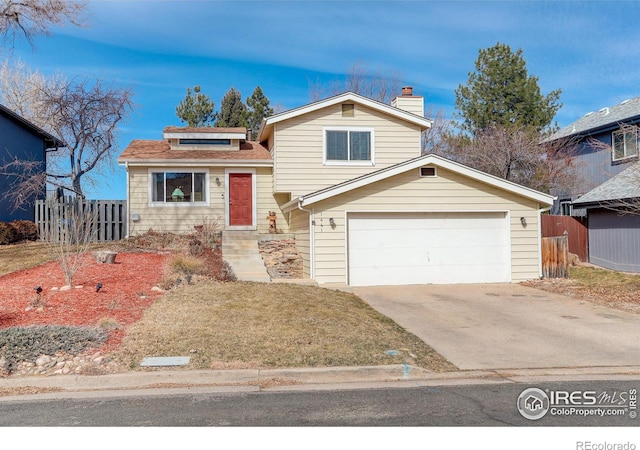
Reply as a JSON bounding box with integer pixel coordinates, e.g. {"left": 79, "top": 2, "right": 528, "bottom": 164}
{"left": 151, "top": 171, "right": 207, "bottom": 204}
{"left": 612, "top": 127, "right": 639, "bottom": 161}
{"left": 324, "top": 128, "right": 374, "bottom": 164}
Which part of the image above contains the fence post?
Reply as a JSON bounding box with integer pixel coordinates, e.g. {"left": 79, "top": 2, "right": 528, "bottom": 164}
{"left": 542, "top": 235, "right": 569, "bottom": 278}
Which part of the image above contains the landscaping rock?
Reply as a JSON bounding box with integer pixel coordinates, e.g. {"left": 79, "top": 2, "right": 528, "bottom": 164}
{"left": 258, "top": 239, "right": 304, "bottom": 279}
{"left": 95, "top": 250, "right": 118, "bottom": 264}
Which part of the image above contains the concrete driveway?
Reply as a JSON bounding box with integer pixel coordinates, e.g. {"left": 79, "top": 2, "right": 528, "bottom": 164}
{"left": 353, "top": 283, "right": 640, "bottom": 370}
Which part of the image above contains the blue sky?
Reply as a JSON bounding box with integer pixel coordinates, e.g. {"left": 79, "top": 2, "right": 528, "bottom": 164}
{"left": 7, "top": 0, "right": 640, "bottom": 200}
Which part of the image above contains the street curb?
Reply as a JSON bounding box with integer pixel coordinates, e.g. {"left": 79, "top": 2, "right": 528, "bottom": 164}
{"left": 2, "top": 364, "right": 640, "bottom": 400}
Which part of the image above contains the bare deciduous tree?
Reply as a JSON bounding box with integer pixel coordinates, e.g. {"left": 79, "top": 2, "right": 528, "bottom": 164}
{"left": 444, "top": 125, "right": 581, "bottom": 194}
{"left": 41, "top": 196, "right": 98, "bottom": 286}
{"left": 422, "top": 106, "right": 456, "bottom": 155}
{"left": 309, "top": 61, "right": 403, "bottom": 104}
{"left": 0, "top": 62, "right": 134, "bottom": 208}
{"left": 43, "top": 78, "right": 134, "bottom": 197}
{"left": 0, "top": 58, "right": 62, "bottom": 130}
{"left": 0, "top": 0, "right": 86, "bottom": 45}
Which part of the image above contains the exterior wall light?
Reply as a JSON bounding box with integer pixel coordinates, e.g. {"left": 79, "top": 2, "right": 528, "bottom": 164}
{"left": 329, "top": 218, "right": 336, "bottom": 228}
{"left": 520, "top": 217, "right": 527, "bottom": 226}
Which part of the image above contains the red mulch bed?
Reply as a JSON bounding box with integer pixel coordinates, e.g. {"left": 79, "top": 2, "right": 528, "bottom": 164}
{"left": 0, "top": 252, "right": 171, "bottom": 351}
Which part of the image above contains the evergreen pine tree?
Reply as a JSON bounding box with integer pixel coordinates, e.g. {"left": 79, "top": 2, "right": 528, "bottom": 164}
{"left": 215, "top": 87, "right": 248, "bottom": 128}
{"left": 455, "top": 43, "right": 561, "bottom": 135}
{"left": 175, "top": 86, "right": 216, "bottom": 127}
{"left": 246, "top": 86, "right": 274, "bottom": 136}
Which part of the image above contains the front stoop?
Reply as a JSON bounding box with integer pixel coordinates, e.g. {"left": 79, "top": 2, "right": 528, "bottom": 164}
{"left": 222, "top": 231, "right": 271, "bottom": 282}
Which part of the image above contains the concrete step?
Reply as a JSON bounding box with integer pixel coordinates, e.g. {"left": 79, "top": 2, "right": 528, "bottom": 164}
{"left": 222, "top": 231, "right": 270, "bottom": 283}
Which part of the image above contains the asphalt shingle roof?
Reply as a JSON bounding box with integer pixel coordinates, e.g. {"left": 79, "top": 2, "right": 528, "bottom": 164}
{"left": 549, "top": 97, "right": 640, "bottom": 141}
{"left": 572, "top": 162, "right": 640, "bottom": 206}
{"left": 118, "top": 139, "right": 272, "bottom": 162}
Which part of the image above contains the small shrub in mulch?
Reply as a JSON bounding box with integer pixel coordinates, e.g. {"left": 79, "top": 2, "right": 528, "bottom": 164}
{"left": 0, "top": 325, "right": 107, "bottom": 373}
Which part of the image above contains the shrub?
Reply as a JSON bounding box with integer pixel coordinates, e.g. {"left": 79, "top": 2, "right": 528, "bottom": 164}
{"left": 0, "top": 222, "right": 18, "bottom": 245}
{"left": 0, "top": 325, "right": 108, "bottom": 373}
{"left": 202, "top": 248, "right": 236, "bottom": 282}
{"left": 169, "top": 253, "right": 207, "bottom": 276}
{"left": 11, "top": 220, "right": 38, "bottom": 241}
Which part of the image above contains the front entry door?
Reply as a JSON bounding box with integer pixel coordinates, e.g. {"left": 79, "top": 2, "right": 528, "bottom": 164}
{"left": 229, "top": 173, "right": 253, "bottom": 226}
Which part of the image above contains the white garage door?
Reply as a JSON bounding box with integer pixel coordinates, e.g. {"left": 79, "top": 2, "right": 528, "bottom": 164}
{"left": 347, "top": 212, "right": 510, "bottom": 286}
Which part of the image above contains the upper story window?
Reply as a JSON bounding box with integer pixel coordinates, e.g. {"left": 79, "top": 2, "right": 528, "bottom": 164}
{"left": 324, "top": 127, "right": 374, "bottom": 165}
{"left": 151, "top": 171, "right": 207, "bottom": 205}
{"left": 178, "top": 138, "right": 231, "bottom": 146}
{"left": 612, "top": 127, "right": 639, "bottom": 161}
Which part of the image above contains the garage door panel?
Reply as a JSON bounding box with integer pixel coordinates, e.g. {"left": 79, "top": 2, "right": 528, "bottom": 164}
{"left": 348, "top": 212, "right": 509, "bottom": 286}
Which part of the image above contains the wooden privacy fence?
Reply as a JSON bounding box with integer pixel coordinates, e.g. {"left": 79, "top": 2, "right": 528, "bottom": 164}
{"left": 35, "top": 197, "right": 126, "bottom": 242}
{"left": 542, "top": 235, "right": 569, "bottom": 278}
{"left": 541, "top": 215, "right": 588, "bottom": 262}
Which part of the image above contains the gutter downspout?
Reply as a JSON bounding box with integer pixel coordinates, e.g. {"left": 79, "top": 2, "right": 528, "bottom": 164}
{"left": 538, "top": 205, "right": 552, "bottom": 278}
{"left": 123, "top": 162, "right": 130, "bottom": 238}
{"left": 297, "top": 199, "right": 315, "bottom": 280}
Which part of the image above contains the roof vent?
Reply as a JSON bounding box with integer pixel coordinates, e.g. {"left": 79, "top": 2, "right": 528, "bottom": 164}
{"left": 621, "top": 99, "right": 632, "bottom": 105}
{"left": 584, "top": 112, "right": 594, "bottom": 117}
{"left": 599, "top": 107, "right": 610, "bottom": 115}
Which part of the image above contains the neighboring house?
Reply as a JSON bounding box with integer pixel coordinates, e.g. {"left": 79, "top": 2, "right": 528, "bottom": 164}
{"left": 118, "top": 88, "right": 554, "bottom": 287}
{"left": 546, "top": 97, "right": 640, "bottom": 272}
{"left": 0, "top": 104, "right": 64, "bottom": 222}
{"left": 546, "top": 97, "right": 640, "bottom": 216}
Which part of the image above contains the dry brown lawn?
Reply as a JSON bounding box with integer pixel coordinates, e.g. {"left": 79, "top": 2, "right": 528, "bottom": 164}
{"left": 113, "top": 281, "right": 457, "bottom": 373}
{"left": 523, "top": 264, "right": 640, "bottom": 314}
{"left": 0, "top": 242, "right": 53, "bottom": 277}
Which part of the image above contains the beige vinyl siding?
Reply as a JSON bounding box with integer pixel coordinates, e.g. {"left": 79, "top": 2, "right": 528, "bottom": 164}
{"left": 273, "top": 103, "right": 422, "bottom": 195}
{"left": 127, "top": 166, "right": 226, "bottom": 235}
{"left": 308, "top": 167, "right": 542, "bottom": 285}
{"left": 127, "top": 166, "right": 285, "bottom": 235}
{"left": 289, "top": 208, "right": 311, "bottom": 277}
{"left": 255, "top": 167, "right": 289, "bottom": 234}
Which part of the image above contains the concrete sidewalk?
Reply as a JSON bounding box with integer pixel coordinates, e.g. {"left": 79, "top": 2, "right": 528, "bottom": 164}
{"left": 2, "top": 364, "right": 640, "bottom": 401}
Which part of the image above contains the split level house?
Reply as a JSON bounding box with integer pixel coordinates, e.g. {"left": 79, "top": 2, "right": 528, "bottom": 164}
{"left": 118, "top": 87, "right": 554, "bottom": 287}
{"left": 546, "top": 97, "right": 640, "bottom": 272}
{"left": 0, "top": 104, "right": 63, "bottom": 222}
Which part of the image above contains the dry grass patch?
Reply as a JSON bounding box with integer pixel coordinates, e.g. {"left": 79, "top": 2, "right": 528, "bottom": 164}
{"left": 113, "top": 281, "right": 457, "bottom": 372}
{"left": 0, "top": 242, "right": 53, "bottom": 277}
{"left": 523, "top": 265, "right": 640, "bottom": 313}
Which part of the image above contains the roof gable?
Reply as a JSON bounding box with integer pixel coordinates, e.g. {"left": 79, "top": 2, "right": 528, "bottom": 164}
{"left": 283, "top": 154, "right": 554, "bottom": 211}
{"left": 0, "top": 103, "right": 64, "bottom": 147}
{"left": 258, "top": 92, "right": 432, "bottom": 142}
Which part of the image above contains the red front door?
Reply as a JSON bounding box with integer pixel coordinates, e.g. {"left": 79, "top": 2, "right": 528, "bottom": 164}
{"left": 229, "top": 173, "right": 253, "bottom": 226}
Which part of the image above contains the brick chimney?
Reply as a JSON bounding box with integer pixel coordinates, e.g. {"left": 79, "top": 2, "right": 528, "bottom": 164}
{"left": 392, "top": 86, "right": 423, "bottom": 117}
